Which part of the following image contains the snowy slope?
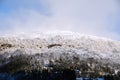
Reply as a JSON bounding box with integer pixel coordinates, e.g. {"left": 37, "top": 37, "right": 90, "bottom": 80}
{"left": 0, "top": 31, "right": 120, "bottom": 69}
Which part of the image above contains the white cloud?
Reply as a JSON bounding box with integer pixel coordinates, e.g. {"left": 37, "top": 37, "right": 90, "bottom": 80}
{"left": 0, "top": 0, "right": 119, "bottom": 39}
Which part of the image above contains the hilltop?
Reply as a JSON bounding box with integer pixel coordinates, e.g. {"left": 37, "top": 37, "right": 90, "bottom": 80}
{"left": 0, "top": 31, "right": 120, "bottom": 76}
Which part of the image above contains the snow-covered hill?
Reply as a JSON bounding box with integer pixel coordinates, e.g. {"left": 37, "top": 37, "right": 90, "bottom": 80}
{"left": 0, "top": 31, "right": 120, "bottom": 72}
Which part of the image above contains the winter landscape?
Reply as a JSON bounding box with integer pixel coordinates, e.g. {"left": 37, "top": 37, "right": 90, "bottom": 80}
{"left": 0, "top": 32, "right": 120, "bottom": 80}
{"left": 0, "top": 0, "right": 120, "bottom": 80}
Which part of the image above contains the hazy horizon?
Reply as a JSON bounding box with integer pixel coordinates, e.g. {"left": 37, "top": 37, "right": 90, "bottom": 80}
{"left": 0, "top": 0, "right": 120, "bottom": 40}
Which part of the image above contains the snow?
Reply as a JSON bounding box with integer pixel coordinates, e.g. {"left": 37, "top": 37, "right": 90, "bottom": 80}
{"left": 0, "top": 31, "right": 120, "bottom": 68}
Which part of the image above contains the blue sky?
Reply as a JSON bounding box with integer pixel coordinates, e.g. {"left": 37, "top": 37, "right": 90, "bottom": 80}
{"left": 0, "top": 0, "right": 120, "bottom": 40}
